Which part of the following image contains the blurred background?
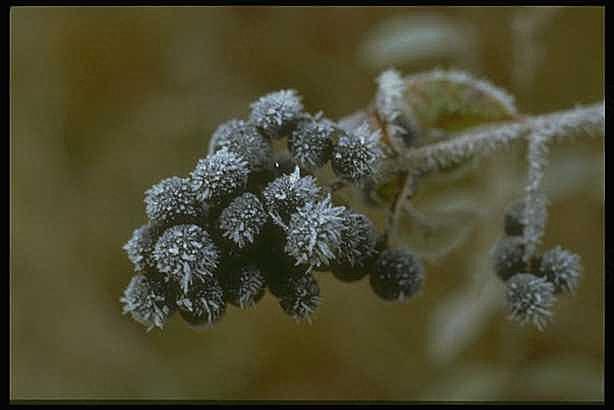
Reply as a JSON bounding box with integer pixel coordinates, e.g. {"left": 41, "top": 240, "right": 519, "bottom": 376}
{"left": 11, "top": 6, "right": 604, "bottom": 401}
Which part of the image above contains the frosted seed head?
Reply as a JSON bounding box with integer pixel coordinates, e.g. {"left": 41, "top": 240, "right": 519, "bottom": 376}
{"left": 145, "top": 176, "right": 202, "bottom": 225}
{"left": 249, "top": 89, "right": 304, "bottom": 139}
{"left": 219, "top": 192, "right": 268, "bottom": 249}
{"left": 490, "top": 236, "right": 528, "bottom": 282}
{"left": 209, "top": 119, "right": 273, "bottom": 172}
{"left": 332, "top": 122, "right": 383, "bottom": 184}
{"left": 262, "top": 166, "right": 321, "bottom": 224}
{"left": 221, "top": 264, "right": 266, "bottom": 309}
{"left": 284, "top": 194, "right": 346, "bottom": 267}
{"left": 288, "top": 114, "right": 335, "bottom": 171}
{"left": 539, "top": 246, "right": 583, "bottom": 295}
{"left": 177, "top": 275, "right": 226, "bottom": 328}
{"left": 505, "top": 273, "right": 556, "bottom": 331}
{"left": 371, "top": 248, "right": 424, "bottom": 302}
{"left": 153, "top": 224, "right": 220, "bottom": 293}
{"left": 335, "top": 209, "right": 378, "bottom": 267}
{"left": 190, "top": 148, "right": 250, "bottom": 204}
{"left": 123, "top": 223, "right": 164, "bottom": 272}
{"left": 120, "top": 274, "right": 176, "bottom": 331}
{"left": 278, "top": 271, "right": 321, "bottom": 322}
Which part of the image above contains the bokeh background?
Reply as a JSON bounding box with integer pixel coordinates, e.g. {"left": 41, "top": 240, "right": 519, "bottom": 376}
{"left": 11, "top": 6, "right": 604, "bottom": 401}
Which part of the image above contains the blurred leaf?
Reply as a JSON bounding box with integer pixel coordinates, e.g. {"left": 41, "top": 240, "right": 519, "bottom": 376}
{"left": 405, "top": 69, "right": 518, "bottom": 132}
{"left": 543, "top": 146, "right": 602, "bottom": 203}
{"left": 427, "top": 277, "right": 503, "bottom": 366}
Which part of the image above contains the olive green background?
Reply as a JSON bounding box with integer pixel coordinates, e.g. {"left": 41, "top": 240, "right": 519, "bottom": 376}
{"left": 11, "top": 6, "right": 604, "bottom": 401}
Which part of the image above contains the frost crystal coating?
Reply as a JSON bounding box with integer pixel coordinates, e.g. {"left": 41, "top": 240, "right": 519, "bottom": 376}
{"left": 332, "top": 122, "right": 383, "bottom": 183}
{"left": 145, "top": 176, "right": 201, "bottom": 224}
{"left": 335, "top": 209, "right": 378, "bottom": 267}
{"left": 539, "top": 246, "right": 582, "bottom": 295}
{"left": 153, "top": 224, "right": 220, "bottom": 293}
{"left": 263, "top": 166, "right": 320, "bottom": 224}
{"left": 120, "top": 274, "right": 175, "bottom": 331}
{"left": 123, "top": 223, "right": 162, "bottom": 272}
{"left": 209, "top": 119, "right": 273, "bottom": 172}
{"left": 288, "top": 114, "right": 335, "bottom": 171}
{"left": 221, "top": 265, "right": 266, "bottom": 309}
{"left": 190, "top": 148, "right": 250, "bottom": 203}
{"left": 219, "top": 192, "right": 268, "bottom": 248}
{"left": 279, "top": 272, "right": 321, "bottom": 322}
{"left": 249, "top": 89, "right": 304, "bottom": 139}
{"left": 505, "top": 273, "right": 556, "bottom": 331}
{"left": 285, "top": 195, "right": 346, "bottom": 267}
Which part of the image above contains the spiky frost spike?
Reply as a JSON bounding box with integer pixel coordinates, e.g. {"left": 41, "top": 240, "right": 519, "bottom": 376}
{"left": 335, "top": 209, "right": 378, "bottom": 267}
{"left": 539, "top": 246, "right": 583, "bottom": 295}
{"left": 371, "top": 248, "right": 424, "bottom": 302}
{"left": 505, "top": 273, "right": 556, "bottom": 331}
{"left": 219, "top": 193, "right": 268, "bottom": 249}
{"left": 288, "top": 113, "right": 335, "bottom": 171}
{"left": 190, "top": 148, "right": 250, "bottom": 204}
{"left": 123, "top": 223, "right": 163, "bottom": 272}
{"left": 249, "top": 89, "right": 304, "bottom": 139}
{"left": 145, "top": 176, "right": 202, "bottom": 225}
{"left": 221, "top": 265, "right": 266, "bottom": 309}
{"left": 209, "top": 119, "right": 273, "bottom": 172}
{"left": 153, "top": 224, "right": 220, "bottom": 293}
{"left": 332, "top": 122, "right": 383, "bottom": 184}
{"left": 285, "top": 194, "right": 346, "bottom": 267}
{"left": 120, "top": 274, "right": 176, "bottom": 331}
{"left": 278, "top": 271, "right": 321, "bottom": 322}
{"left": 177, "top": 275, "right": 226, "bottom": 328}
{"left": 262, "top": 166, "right": 321, "bottom": 224}
{"left": 490, "top": 236, "right": 528, "bottom": 282}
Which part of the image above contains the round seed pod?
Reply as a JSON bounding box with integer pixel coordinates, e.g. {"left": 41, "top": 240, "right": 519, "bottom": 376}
{"left": 220, "top": 264, "right": 266, "bottom": 309}
{"left": 504, "top": 199, "right": 527, "bottom": 237}
{"left": 331, "top": 123, "right": 383, "bottom": 184}
{"left": 490, "top": 236, "right": 528, "bottom": 282}
{"left": 370, "top": 248, "right": 424, "bottom": 302}
{"left": 209, "top": 119, "right": 273, "bottom": 172}
{"left": 288, "top": 114, "right": 335, "bottom": 171}
{"left": 284, "top": 195, "right": 346, "bottom": 268}
{"left": 219, "top": 192, "right": 268, "bottom": 249}
{"left": 278, "top": 271, "right": 321, "bottom": 322}
{"left": 249, "top": 89, "right": 304, "bottom": 139}
{"left": 123, "top": 223, "right": 164, "bottom": 273}
{"left": 538, "top": 246, "right": 583, "bottom": 295}
{"left": 145, "top": 176, "right": 204, "bottom": 226}
{"left": 153, "top": 224, "right": 220, "bottom": 293}
{"left": 177, "top": 275, "right": 226, "bottom": 328}
{"left": 505, "top": 273, "right": 556, "bottom": 331}
{"left": 262, "top": 166, "right": 320, "bottom": 224}
{"left": 120, "top": 274, "right": 177, "bottom": 331}
{"left": 190, "top": 148, "right": 250, "bottom": 205}
{"left": 331, "top": 210, "right": 378, "bottom": 282}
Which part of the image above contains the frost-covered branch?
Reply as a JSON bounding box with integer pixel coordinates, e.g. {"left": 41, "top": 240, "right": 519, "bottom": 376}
{"left": 399, "top": 101, "right": 604, "bottom": 175}
{"left": 523, "top": 133, "right": 549, "bottom": 263}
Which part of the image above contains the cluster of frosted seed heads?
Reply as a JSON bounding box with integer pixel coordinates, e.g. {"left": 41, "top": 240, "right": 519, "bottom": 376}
{"left": 491, "top": 198, "right": 583, "bottom": 330}
{"left": 121, "top": 89, "right": 426, "bottom": 331}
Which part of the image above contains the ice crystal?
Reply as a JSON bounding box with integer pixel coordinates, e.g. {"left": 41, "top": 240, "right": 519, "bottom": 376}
{"left": 249, "top": 89, "right": 304, "bottom": 139}
{"left": 288, "top": 113, "right": 335, "bottom": 171}
{"left": 505, "top": 273, "right": 556, "bottom": 331}
{"left": 219, "top": 192, "right": 268, "bottom": 249}
{"left": 123, "top": 223, "right": 162, "bottom": 272}
{"left": 153, "top": 224, "right": 220, "bottom": 293}
{"left": 285, "top": 194, "right": 346, "bottom": 267}
{"left": 278, "top": 271, "right": 321, "bottom": 322}
{"left": 120, "top": 274, "right": 175, "bottom": 331}
{"left": 209, "top": 119, "right": 273, "bottom": 172}
{"left": 335, "top": 209, "right": 378, "bottom": 267}
{"left": 190, "top": 148, "right": 250, "bottom": 203}
{"left": 177, "top": 275, "right": 226, "bottom": 328}
{"left": 221, "top": 265, "right": 266, "bottom": 309}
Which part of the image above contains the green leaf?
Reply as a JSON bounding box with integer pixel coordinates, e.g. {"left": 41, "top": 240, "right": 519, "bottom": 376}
{"left": 405, "top": 69, "right": 518, "bottom": 132}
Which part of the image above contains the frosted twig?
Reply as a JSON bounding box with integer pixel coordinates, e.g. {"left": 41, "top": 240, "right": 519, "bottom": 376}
{"left": 523, "top": 132, "right": 549, "bottom": 264}
{"left": 385, "top": 171, "right": 417, "bottom": 244}
{"left": 398, "top": 101, "right": 604, "bottom": 175}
